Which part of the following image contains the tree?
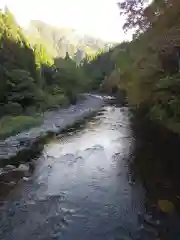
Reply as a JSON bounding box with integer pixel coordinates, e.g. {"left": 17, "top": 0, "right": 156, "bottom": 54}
{"left": 118, "top": 0, "right": 180, "bottom": 35}
{"left": 65, "top": 51, "right": 70, "bottom": 60}
{"left": 0, "top": 8, "right": 96, "bottom": 120}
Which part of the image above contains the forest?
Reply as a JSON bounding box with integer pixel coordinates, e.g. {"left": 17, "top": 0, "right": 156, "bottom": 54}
{"left": 88, "top": 0, "right": 180, "bottom": 135}
{"left": 2, "top": 0, "right": 180, "bottom": 138}
{"left": 0, "top": 7, "right": 109, "bottom": 138}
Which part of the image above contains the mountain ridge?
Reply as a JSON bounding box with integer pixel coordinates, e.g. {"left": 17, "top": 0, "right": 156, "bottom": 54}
{"left": 24, "top": 20, "right": 116, "bottom": 61}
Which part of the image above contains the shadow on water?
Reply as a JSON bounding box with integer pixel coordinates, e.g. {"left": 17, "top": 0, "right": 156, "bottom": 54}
{"left": 129, "top": 114, "right": 180, "bottom": 239}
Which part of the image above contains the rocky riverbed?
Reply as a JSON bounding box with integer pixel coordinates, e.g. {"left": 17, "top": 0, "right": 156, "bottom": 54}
{"left": 0, "top": 94, "right": 109, "bottom": 182}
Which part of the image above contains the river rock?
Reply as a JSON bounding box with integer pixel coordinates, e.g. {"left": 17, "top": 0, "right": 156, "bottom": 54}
{"left": 138, "top": 213, "right": 161, "bottom": 228}
{"left": 18, "top": 164, "right": 30, "bottom": 172}
{"left": 6, "top": 181, "right": 16, "bottom": 186}
{"left": 4, "top": 165, "right": 16, "bottom": 171}
{"left": 28, "top": 161, "right": 35, "bottom": 172}
{"left": 22, "top": 177, "right": 30, "bottom": 181}
{"left": 93, "top": 144, "right": 104, "bottom": 150}
{"left": 0, "top": 169, "right": 24, "bottom": 182}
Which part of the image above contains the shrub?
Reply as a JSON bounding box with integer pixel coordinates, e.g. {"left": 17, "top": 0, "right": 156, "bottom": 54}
{"left": 0, "top": 102, "right": 23, "bottom": 117}
{"left": 0, "top": 115, "right": 42, "bottom": 139}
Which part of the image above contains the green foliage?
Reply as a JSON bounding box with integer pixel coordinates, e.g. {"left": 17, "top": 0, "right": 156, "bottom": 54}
{"left": 0, "top": 102, "right": 23, "bottom": 117}
{"left": 0, "top": 9, "right": 93, "bottom": 138}
{"left": 79, "top": 0, "right": 180, "bottom": 133}
{"left": 81, "top": 49, "right": 115, "bottom": 90}
{"left": 54, "top": 56, "right": 91, "bottom": 102}
{"left": 6, "top": 69, "right": 40, "bottom": 107}
{"left": 0, "top": 115, "right": 42, "bottom": 139}
{"left": 42, "top": 93, "right": 69, "bottom": 110}
{"left": 100, "top": 0, "right": 180, "bottom": 133}
{"left": 34, "top": 43, "right": 54, "bottom": 68}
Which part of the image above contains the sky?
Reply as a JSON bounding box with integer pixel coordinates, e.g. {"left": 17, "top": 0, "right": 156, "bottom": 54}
{"left": 0, "top": 0, "right": 131, "bottom": 42}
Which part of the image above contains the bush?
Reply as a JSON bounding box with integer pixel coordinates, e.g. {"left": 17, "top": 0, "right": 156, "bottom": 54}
{"left": 0, "top": 102, "right": 23, "bottom": 117}
{"left": 0, "top": 115, "right": 42, "bottom": 139}
{"left": 6, "top": 69, "right": 39, "bottom": 108}
{"left": 41, "top": 94, "right": 69, "bottom": 111}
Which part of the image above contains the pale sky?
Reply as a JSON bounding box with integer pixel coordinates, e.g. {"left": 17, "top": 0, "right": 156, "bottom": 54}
{"left": 0, "top": 0, "right": 131, "bottom": 42}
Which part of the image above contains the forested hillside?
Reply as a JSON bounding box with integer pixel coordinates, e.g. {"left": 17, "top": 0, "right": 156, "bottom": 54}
{"left": 0, "top": 8, "right": 91, "bottom": 138}
{"left": 87, "top": 0, "right": 180, "bottom": 134}
{"left": 25, "top": 20, "right": 114, "bottom": 63}
{"left": 81, "top": 49, "right": 116, "bottom": 90}
{"left": 5, "top": 0, "right": 180, "bottom": 138}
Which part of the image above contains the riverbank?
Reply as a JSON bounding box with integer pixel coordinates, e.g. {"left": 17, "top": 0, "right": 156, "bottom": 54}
{"left": 130, "top": 110, "right": 180, "bottom": 220}
{"left": 0, "top": 94, "right": 105, "bottom": 166}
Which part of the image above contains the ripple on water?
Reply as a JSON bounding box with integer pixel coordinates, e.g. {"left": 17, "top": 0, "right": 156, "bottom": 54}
{"left": 0, "top": 102, "right": 163, "bottom": 240}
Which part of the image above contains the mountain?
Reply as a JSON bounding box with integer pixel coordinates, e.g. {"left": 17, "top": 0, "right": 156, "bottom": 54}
{"left": 24, "top": 20, "right": 115, "bottom": 61}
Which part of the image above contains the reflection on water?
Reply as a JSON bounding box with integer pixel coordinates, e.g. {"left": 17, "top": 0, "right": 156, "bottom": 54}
{"left": 130, "top": 115, "right": 180, "bottom": 239}
{"left": 0, "top": 103, "right": 180, "bottom": 239}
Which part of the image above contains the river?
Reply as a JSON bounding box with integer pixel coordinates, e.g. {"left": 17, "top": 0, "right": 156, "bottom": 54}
{"left": 0, "top": 99, "right": 179, "bottom": 240}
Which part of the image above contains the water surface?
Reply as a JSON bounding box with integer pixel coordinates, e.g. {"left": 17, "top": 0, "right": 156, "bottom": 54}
{"left": 0, "top": 102, "right": 178, "bottom": 240}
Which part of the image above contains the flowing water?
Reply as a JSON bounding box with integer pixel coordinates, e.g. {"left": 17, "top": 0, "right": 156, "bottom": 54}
{"left": 0, "top": 100, "right": 179, "bottom": 240}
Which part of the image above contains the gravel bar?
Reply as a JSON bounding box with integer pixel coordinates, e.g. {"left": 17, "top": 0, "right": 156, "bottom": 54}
{"left": 0, "top": 94, "right": 105, "bottom": 162}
